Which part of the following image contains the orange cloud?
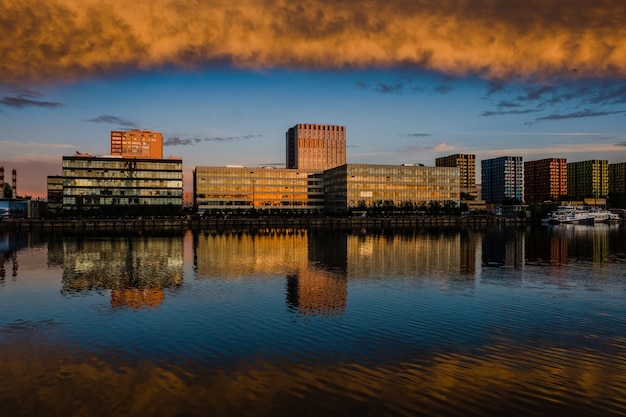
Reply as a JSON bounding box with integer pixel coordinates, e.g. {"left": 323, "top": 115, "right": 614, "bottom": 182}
{"left": 2, "top": 0, "right": 625, "bottom": 84}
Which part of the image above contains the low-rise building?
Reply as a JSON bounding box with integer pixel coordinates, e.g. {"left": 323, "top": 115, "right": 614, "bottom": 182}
{"left": 194, "top": 166, "right": 324, "bottom": 215}
{"left": 323, "top": 163, "right": 460, "bottom": 213}
{"left": 61, "top": 154, "right": 183, "bottom": 216}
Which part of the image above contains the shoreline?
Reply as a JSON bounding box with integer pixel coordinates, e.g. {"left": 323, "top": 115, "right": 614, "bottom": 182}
{"left": 1, "top": 215, "right": 527, "bottom": 233}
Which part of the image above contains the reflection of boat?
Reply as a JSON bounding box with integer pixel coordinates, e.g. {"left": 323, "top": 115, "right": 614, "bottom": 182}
{"left": 542, "top": 205, "right": 620, "bottom": 225}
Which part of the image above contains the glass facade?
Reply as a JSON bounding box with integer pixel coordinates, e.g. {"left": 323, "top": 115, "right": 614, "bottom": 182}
{"left": 46, "top": 175, "right": 64, "bottom": 211}
{"left": 194, "top": 166, "right": 324, "bottom": 214}
{"left": 324, "top": 164, "right": 460, "bottom": 212}
{"left": 61, "top": 155, "right": 183, "bottom": 211}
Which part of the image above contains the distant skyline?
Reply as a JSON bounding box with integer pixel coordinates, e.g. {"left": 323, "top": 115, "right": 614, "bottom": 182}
{"left": 2, "top": 0, "right": 626, "bottom": 197}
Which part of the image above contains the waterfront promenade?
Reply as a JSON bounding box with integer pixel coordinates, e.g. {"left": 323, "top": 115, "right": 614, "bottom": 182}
{"left": 0, "top": 215, "right": 526, "bottom": 233}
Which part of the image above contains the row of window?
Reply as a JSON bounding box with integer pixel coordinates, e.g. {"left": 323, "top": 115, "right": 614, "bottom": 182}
{"left": 65, "top": 179, "right": 182, "bottom": 187}
{"left": 63, "top": 197, "right": 181, "bottom": 206}
{"left": 64, "top": 188, "right": 182, "bottom": 197}
{"left": 63, "top": 170, "right": 181, "bottom": 180}
{"left": 63, "top": 160, "right": 182, "bottom": 170}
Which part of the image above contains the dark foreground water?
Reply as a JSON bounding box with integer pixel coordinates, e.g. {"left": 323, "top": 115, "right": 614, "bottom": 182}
{"left": 1, "top": 224, "right": 626, "bottom": 417}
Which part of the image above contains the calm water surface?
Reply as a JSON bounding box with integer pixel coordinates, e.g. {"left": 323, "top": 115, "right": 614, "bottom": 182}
{"left": 1, "top": 224, "right": 626, "bottom": 417}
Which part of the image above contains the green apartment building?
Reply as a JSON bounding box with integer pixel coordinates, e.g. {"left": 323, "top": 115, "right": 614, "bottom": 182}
{"left": 567, "top": 160, "right": 608, "bottom": 200}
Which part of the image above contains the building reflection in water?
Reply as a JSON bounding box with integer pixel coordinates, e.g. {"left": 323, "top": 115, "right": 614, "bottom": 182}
{"left": 480, "top": 223, "right": 623, "bottom": 285}
{"left": 193, "top": 230, "right": 348, "bottom": 317}
{"left": 0, "top": 232, "right": 31, "bottom": 279}
{"left": 286, "top": 231, "right": 348, "bottom": 316}
{"left": 482, "top": 226, "right": 526, "bottom": 269}
{"left": 193, "top": 228, "right": 482, "bottom": 316}
{"left": 346, "top": 229, "right": 479, "bottom": 280}
{"left": 49, "top": 235, "right": 184, "bottom": 309}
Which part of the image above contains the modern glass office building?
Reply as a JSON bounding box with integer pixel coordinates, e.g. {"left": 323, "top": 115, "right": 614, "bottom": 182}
{"left": 323, "top": 164, "right": 460, "bottom": 212}
{"left": 194, "top": 166, "right": 324, "bottom": 214}
{"left": 46, "top": 175, "right": 64, "bottom": 212}
{"left": 481, "top": 156, "right": 524, "bottom": 203}
{"left": 61, "top": 154, "right": 183, "bottom": 214}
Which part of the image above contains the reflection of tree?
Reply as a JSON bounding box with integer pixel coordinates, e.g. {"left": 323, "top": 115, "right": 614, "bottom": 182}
{"left": 0, "top": 232, "right": 30, "bottom": 279}
{"left": 0, "top": 252, "right": 19, "bottom": 280}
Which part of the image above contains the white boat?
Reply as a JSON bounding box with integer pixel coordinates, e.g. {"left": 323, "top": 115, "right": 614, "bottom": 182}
{"left": 542, "top": 205, "right": 620, "bottom": 225}
{"left": 585, "top": 207, "right": 620, "bottom": 224}
{"left": 543, "top": 205, "right": 594, "bottom": 225}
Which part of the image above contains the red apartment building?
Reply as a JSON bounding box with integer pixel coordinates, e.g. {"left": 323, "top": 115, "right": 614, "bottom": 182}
{"left": 524, "top": 158, "right": 567, "bottom": 202}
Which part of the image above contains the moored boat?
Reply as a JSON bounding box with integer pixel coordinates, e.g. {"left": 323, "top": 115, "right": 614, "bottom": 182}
{"left": 542, "top": 205, "right": 619, "bottom": 225}
{"left": 542, "top": 205, "right": 594, "bottom": 225}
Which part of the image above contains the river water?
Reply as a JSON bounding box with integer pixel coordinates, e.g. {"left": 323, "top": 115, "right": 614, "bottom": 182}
{"left": 1, "top": 224, "right": 626, "bottom": 417}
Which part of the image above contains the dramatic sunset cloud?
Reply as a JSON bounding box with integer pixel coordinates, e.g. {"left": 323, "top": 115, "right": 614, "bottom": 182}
{"left": 2, "top": 0, "right": 626, "bottom": 85}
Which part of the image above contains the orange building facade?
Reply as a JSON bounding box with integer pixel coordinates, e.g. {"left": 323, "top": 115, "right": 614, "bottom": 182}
{"left": 110, "top": 129, "right": 163, "bottom": 159}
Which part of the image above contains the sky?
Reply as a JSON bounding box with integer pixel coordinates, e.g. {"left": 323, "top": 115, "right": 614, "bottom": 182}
{"left": 1, "top": 0, "right": 626, "bottom": 198}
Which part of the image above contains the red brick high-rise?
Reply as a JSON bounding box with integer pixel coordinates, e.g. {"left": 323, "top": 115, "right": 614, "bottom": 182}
{"left": 286, "top": 124, "right": 346, "bottom": 171}
{"left": 524, "top": 158, "right": 567, "bottom": 202}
